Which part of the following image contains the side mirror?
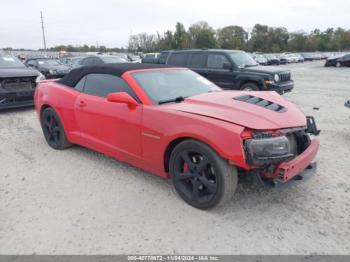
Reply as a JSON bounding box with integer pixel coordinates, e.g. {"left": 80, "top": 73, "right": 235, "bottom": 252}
{"left": 106, "top": 92, "right": 138, "bottom": 108}
{"left": 223, "top": 63, "right": 233, "bottom": 70}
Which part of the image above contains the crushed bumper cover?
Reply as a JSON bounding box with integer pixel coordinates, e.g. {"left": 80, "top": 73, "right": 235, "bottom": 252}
{"left": 0, "top": 91, "right": 35, "bottom": 110}
{"left": 276, "top": 139, "right": 320, "bottom": 183}
{"left": 274, "top": 162, "right": 317, "bottom": 188}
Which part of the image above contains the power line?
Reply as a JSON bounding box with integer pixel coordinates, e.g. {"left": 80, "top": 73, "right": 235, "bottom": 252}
{"left": 40, "top": 11, "right": 47, "bottom": 51}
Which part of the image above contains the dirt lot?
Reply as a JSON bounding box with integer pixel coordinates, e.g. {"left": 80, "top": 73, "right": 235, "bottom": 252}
{"left": 0, "top": 60, "right": 349, "bottom": 255}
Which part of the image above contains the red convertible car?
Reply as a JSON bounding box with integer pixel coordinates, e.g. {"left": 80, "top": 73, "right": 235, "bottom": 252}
{"left": 34, "top": 63, "right": 320, "bottom": 209}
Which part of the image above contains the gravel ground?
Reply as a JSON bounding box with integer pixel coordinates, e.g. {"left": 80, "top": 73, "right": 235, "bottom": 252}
{"left": 0, "top": 60, "right": 349, "bottom": 255}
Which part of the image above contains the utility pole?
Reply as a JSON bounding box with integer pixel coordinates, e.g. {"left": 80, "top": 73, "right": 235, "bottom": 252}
{"left": 40, "top": 11, "right": 47, "bottom": 52}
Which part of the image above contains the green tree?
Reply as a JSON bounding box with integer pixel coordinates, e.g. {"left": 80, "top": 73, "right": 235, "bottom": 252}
{"left": 248, "top": 24, "right": 269, "bottom": 52}
{"left": 156, "top": 30, "right": 174, "bottom": 50}
{"left": 173, "top": 22, "right": 188, "bottom": 49}
{"left": 188, "top": 21, "right": 217, "bottom": 48}
{"left": 288, "top": 32, "right": 308, "bottom": 51}
{"left": 217, "top": 26, "right": 248, "bottom": 50}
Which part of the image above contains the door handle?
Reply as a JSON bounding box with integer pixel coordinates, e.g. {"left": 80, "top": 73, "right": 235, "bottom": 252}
{"left": 78, "top": 100, "right": 86, "bottom": 107}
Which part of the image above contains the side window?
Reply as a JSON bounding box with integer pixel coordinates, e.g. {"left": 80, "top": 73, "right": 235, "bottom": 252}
{"left": 188, "top": 54, "right": 205, "bottom": 68}
{"left": 81, "top": 57, "right": 94, "bottom": 66}
{"left": 92, "top": 57, "right": 104, "bottom": 65}
{"left": 207, "top": 54, "right": 229, "bottom": 69}
{"left": 75, "top": 76, "right": 86, "bottom": 92}
{"left": 27, "top": 60, "right": 37, "bottom": 67}
{"left": 344, "top": 54, "right": 350, "bottom": 59}
{"left": 167, "top": 53, "right": 187, "bottom": 66}
{"left": 83, "top": 74, "right": 139, "bottom": 101}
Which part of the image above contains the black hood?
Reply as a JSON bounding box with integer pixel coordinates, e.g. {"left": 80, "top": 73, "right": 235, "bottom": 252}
{"left": 243, "top": 65, "right": 287, "bottom": 75}
{"left": 0, "top": 67, "right": 40, "bottom": 78}
{"left": 327, "top": 55, "right": 342, "bottom": 61}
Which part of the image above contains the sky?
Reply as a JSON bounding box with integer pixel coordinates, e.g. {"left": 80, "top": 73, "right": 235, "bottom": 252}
{"left": 1, "top": 0, "right": 350, "bottom": 49}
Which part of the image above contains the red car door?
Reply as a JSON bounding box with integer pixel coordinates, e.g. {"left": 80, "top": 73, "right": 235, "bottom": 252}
{"left": 74, "top": 73, "right": 142, "bottom": 161}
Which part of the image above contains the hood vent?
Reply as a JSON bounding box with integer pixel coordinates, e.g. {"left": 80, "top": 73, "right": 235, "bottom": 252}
{"left": 233, "top": 95, "right": 287, "bottom": 113}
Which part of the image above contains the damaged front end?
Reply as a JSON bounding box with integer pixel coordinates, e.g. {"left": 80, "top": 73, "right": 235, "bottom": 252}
{"left": 243, "top": 116, "right": 320, "bottom": 187}
{"left": 0, "top": 76, "right": 38, "bottom": 109}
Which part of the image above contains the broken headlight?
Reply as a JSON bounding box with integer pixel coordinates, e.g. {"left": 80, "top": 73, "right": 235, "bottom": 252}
{"left": 245, "top": 136, "right": 294, "bottom": 165}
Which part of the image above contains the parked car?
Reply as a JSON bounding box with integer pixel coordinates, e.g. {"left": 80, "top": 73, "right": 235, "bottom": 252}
{"left": 141, "top": 53, "right": 160, "bottom": 63}
{"left": 345, "top": 100, "right": 350, "bottom": 108}
{"left": 264, "top": 54, "right": 280, "bottom": 65}
{"left": 72, "top": 55, "right": 128, "bottom": 68}
{"left": 0, "top": 52, "right": 44, "bottom": 110}
{"left": 166, "top": 49, "right": 294, "bottom": 94}
{"left": 25, "top": 58, "right": 70, "bottom": 79}
{"left": 158, "top": 51, "right": 172, "bottom": 64}
{"left": 276, "top": 54, "right": 288, "bottom": 64}
{"left": 293, "top": 53, "right": 305, "bottom": 62}
{"left": 34, "top": 63, "right": 320, "bottom": 209}
{"left": 301, "top": 53, "right": 315, "bottom": 61}
{"left": 115, "top": 53, "right": 129, "bottom": 61}
{"left": 59, "top": 56, "right": 85, "bottom": 69}
{"left": 325, "top": 53, "right": 350, "bottom": 67}
{"left": 250, "top": 53, "right": 268, "bottom": 65}
{"left": 284, "top": 53, "right": 299, "bottom": 63}
{"left": 127, "top": 54, "right": 141, "bottom": 63}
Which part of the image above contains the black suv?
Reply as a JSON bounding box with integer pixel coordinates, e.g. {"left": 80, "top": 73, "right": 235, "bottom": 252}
{"left": 166, "top": 49, "right": 294, "bottom": 94}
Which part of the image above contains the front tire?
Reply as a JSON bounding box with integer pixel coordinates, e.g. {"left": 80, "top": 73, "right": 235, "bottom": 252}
{"left": 169, "top": 139, "right": 238, "bottom": 209}
{"left": 240, "top": 82, "right": 259, "bottom": 91}
{"left": 41, "top": 107, "right": 72, "bottom": 150}
{"left": 336, "top": 62, "right": 341, "bottom": 68}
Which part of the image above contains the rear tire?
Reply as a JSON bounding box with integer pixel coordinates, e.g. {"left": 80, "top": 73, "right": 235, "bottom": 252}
{"left": 240, "top": 82, "right": 259, "bottom": 91}
{"left": 41, "top": 107, "right": 72, "bottom": 150}
{"left": 169, "top": 139, "right": 238, "bottom": 209}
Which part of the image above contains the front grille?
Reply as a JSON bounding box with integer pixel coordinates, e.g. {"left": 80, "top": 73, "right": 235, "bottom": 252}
{"left": 233, "top": 95, "right": 287, "bottom": 113}
{"left": 0, "top": 77, "right": 35, "bottom": 92}
{"left": 278, "top": 72, "right": 291, "bottom": 82}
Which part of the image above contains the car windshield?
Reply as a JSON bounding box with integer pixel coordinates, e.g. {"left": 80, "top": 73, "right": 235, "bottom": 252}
{"left": 100, "top": 56, "right": 127, "bottom": 63}
{"left": 132, "top": 69, "right": 221, "bottom": 104}
{"left": 37, "top": 59, "right": 61, "bottom": 66}
{"left": 230, "top": 52, "right": 258, "bottom": 67}
{"left": 0, "top": 54, "right": 25, "bottom": 68}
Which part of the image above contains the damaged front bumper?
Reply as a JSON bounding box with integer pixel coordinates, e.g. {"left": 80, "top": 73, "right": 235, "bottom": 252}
{"left": 246, "top": 116, "right": 321, "bottom": 188}
{"left": 274, "top": 139, "right": 320, "bottom": 183}
{"left": 0, "top": 91, "right": 35, "bottom": 110}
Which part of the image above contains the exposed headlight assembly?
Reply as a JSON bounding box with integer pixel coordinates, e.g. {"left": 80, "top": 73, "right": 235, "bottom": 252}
{"left": 36, "top": 72, "right": 46, "bottom": 83}
{"left": 245, "top": 136, "right": 293, "bottom": 165}
{"left": 274, "top": 73, "right": 280, "bottom": 82}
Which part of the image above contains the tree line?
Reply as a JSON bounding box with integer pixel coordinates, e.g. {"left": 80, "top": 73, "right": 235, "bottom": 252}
{"left": 3, "top": 22, "right": 350, "bottom": 54}
{"left": 128, "top": 22, "right": 350, "bottom": 53}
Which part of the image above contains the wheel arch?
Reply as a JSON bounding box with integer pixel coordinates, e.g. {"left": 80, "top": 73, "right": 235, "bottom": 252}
{"left": 239, "top": 80, "right": 262, "bottom": 90}
{"left": 163, "top": 136, "right": 228, "bottom": 173}
{"left": 40, "top": 104, "right": 52, "bottom": 118}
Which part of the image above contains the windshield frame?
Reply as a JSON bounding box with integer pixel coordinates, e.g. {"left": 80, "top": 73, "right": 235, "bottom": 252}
{"left": 130, "top": 68, "right": 221, "bottom": 105}
{"left": 36, "top": 59, "right": 62, "bottom": 66}
{"left": 229, "top": 52, "right": 258, "bottom": 68}
{"left": 100, "top": 56, "right": 127, "bottom": 63}
{"left": 0, "top": 54, "right": 26, "bottom": 68}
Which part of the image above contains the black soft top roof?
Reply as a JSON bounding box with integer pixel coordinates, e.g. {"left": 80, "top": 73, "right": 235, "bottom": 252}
{"left": 58, "top": 63, "right": 174, "bottom": 87}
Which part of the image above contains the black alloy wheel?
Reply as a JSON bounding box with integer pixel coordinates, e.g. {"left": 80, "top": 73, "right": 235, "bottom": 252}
{"left": 170, "top": 140, "right": 237, "bottom": 209}
{"left": 41, "top": 107, "right": 72, "bottom": 149}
